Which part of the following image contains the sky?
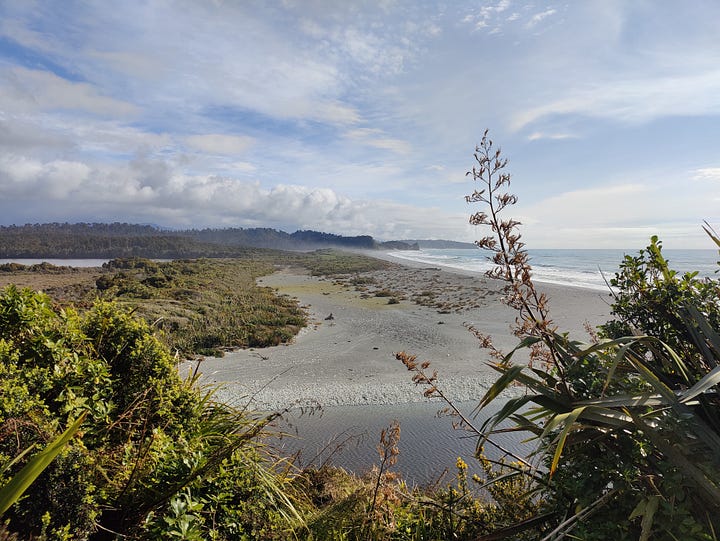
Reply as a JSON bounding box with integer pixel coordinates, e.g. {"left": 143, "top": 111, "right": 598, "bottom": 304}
{"left": 0, "top": 1, "right": 719, "bottom": 249}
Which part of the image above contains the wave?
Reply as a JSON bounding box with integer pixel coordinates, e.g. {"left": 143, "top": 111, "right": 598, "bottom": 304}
{"left": 390, "top": 249, "right": 611, "bottom": 291}
{"left": 390, "top": 247, "right": 718, "bottom": 291}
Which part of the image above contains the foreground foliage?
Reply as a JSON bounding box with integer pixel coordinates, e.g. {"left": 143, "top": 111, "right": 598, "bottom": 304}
{"left": 0, "top": 287, "right": 303, "bottom": 539}
{"left": 454, "top": 131, "right": 720, "bottom": 539}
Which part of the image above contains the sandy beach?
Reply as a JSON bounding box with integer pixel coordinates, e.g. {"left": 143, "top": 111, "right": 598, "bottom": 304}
{"left": 183, "top": 253, "right": 612, "bottom": 411}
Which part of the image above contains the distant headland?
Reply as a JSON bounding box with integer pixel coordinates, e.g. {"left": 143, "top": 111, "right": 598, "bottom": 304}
{"left": 0, "top": 222, "right": 476, "bottom": 258}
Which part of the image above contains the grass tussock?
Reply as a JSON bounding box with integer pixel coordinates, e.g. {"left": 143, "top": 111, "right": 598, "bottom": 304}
{"left": 96, "top": 257, "right": 306, "bottom": 356}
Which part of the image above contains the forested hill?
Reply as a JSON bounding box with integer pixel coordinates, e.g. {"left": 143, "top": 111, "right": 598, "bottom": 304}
{"left": 0, "top": 223, "right": 419, "bottom": 258}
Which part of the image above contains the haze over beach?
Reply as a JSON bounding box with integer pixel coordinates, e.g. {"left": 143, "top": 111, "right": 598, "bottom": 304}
{"left": 1, "top": 2, "right": 719, "bottom": 248}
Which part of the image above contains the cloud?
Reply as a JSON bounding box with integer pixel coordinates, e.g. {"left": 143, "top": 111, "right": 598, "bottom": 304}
{"left": 286, "top": 4, "right": 429, "bottom": 77}
{"left": 1, "top": 67, "right": 139, "bottom": 117}
{"left": 0, "top": 154, "right": 464, "bottom": 239}
{"left": 0, "top": 155, "right": 91, "bottom": 199}
{"left": 0, "top": 118, "right": 73, "bottom": 151}
{"left": 511, "top": 67, "right": 720, "bottom": 131}
{"left": 227, "top": 161, "right": 257, "bottom": 174}
{"left": 465, "top": 0, "right": 511, "bottom": 29}
{"left": 526, "top": 9, "right": 557, "bottom": 28}
{"left": 0, "top": 13, "right": 58, "bottom": 52}
{"left": 1, "top": 3, "right": 364, "bottom": 126}
{"left": 527, "top": 132, "right": 576, "bottom": 141}
{"left": 515, "top": 181, "right": 715, "bottom": 248}
{"left": 463, "top": 1, "right": 562, "bottom": 34}
{"left": 344, "top": 128, "right": 412, "bottom": 154}
{"left": 185, "top": 134, "right": 255, "bottom": 156}
{"left": 693, "top": 168, "right": 720, "bottom": 182}
{"left": 0, "top": 113, "right": 172, "bottom": 162}
{"left": 87, "top": 50, "right": 162, "bottom": 80}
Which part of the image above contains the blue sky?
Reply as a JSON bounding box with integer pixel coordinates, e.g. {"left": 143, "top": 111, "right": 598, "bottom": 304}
{"left": 0, "top": 1, "right": 718, "bottom": 248}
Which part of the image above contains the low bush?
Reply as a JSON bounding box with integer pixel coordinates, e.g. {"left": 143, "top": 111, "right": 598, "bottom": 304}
{"left": 442, "top": 131, "right": 720, "bottom": 539}
{"left": 0, "top": 287, "right": 302, "bottom": 539}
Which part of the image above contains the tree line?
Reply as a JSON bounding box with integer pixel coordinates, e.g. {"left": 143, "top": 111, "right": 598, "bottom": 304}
{"left": 0, "top": 223, "right": 418, "bottom": 258}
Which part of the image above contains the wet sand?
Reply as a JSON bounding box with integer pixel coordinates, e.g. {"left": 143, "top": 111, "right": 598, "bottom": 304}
{"left": 182, "top": 255, "right": 612, "bottom": 410}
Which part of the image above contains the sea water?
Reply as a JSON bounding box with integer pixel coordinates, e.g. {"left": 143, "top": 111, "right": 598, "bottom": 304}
{"left": 273, "top": 400, "right": 528, "bottom": 488}
{"left": 390, "top": 248, "right": 718, "bottom": 291}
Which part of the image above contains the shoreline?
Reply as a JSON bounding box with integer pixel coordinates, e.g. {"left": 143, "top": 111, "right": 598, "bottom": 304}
{"left": 184, "top": 252, "right": 612, "bottom": 411}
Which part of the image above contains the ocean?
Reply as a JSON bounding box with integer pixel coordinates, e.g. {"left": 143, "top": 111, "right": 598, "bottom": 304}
{"left": 389, "top": 248, "right": 719, "bottom": 291}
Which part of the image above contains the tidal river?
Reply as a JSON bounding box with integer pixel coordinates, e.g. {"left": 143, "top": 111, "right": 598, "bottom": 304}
{"left": 271, "top": 399, "right": 528, "bottom": 488}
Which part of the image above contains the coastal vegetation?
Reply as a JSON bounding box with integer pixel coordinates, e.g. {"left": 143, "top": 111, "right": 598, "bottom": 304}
{"left": 1, "top": 136, "right": 719, "bottom": 539}
{"left": 95, "top": 257, "right": 306, "bottom": 356}
{"left": 0, "top": 287, "right": 303, "bottom": 539}
{"left": 0, "top": 251, "right": 393, "bottom": 358}
{"left": 417, "top": 130, "right": 720, "bottom": 539}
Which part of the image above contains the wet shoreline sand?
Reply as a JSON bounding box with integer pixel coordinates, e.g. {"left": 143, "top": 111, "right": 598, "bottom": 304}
{"left": 183, "top": 253, "right": 612, "bottom": 411}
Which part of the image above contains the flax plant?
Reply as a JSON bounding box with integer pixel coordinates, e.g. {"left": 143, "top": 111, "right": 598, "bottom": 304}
{"left": 467, "top": 132, "right": 720, "bottom": 539}
{"left": 406, "top": 131, "right": 720, "bottom": 540}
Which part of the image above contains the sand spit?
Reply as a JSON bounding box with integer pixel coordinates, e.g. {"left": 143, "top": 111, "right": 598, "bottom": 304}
{"left": 182, "top": 259, "right": 612, "bottom": 411}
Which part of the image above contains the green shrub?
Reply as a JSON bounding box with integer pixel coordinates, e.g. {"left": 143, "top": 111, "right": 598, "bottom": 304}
{"left": 0, "top": 286, "right": 303, "bottom": 539}
{"left": 422, "top": 132, "right": 720, "bottom": 540}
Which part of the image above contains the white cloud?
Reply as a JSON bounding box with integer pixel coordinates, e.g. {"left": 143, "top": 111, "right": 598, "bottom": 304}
{"left": 72, "top": 123, "right": 172, "bottom": 154}
{"left": 693, "top": 168, "right": 720, "bottom": 182}
{"left": 0, "top": 154, "right": 464, "bottom": 239}
{"left": 526, "top": 9, "right": 557, "bottom": 28}
{"left": 0, "top": 15, "right": 57, "bottom": 52}
{"left": 437, "top": 166, "right": 474, "bottom": 185}
{"left": 527, "top": 132, "right": 576, "bottom": 141}
{"left": 514, "top": 181, "right": 715, "bottom": 248}
{"left": 0, "top": 118, "right": 73, "bottom": 151}
{"left": 298, "top": 18, "right": 325, "bottom": 39}
{"left": 1, "top": 67, "right": 139, "bottom": 117}
{"left": 511, "top": 68, "right": 720, "bottom": 131}
{"left": 426, "top": 23, "right": 442, "bottom": 37}
{"left": 87, "top": 50, "right": 162, "bottom": 80}
{"left": 464, "top": 0, "right": 512, "bottom": 31}
{"left": 0, "top": 155, "right": 90, "bottom": 198}
{"left": 462, "top": 1, "right": 563, "bottom": 34}
{"left": 1, "top": 3, "right": 365, "bottom": 126}
{"left": 228, "top": 161, "right": 257, "bottom": 173}
{"left": 344, "top": 128, "right": 411, "bottom": 154}
{"left": 185, "top": 134, "right": 255, "bottom": 156}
